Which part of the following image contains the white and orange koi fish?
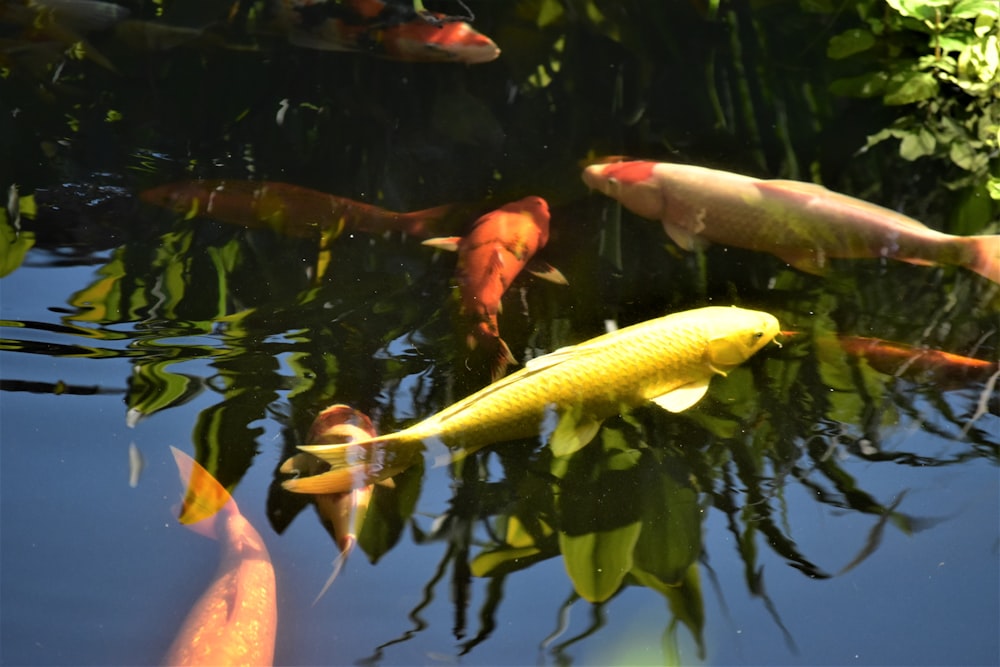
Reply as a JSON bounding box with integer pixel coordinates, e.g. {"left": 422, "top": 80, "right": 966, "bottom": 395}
{"left": 582, "top": 160, "right": 1000, "bottom": 284}
{"left": 164, "top": 447, "right": 276, "bottom": 667}
{"left": 280, "top": 404, "right": 375, "bottom": 602}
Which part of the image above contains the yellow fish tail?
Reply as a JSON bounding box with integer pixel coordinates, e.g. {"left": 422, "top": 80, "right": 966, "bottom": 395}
{"left": 966, "top": 235, "right": 1000, "bottom": 285}
{"left": 281, "top": 464, "right": 372, "bottom": 495}
{"left": 287, "top": 434, "right": 423, "bottom": 493}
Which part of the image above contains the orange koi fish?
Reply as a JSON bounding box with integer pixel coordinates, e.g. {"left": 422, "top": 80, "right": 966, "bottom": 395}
{"left": 280, "top": 404, "right": 375, "bottom": 603}
{"left": 836, "top": 335, "right": 998, "bottom": 389}
{"left": 423, "top": 196, "right": 568, "bottom": 381}
{"left": 164, "top": 447, "right": 277, "bottom": 667}
{"left": 273, "top": 0, "right": 500, "bottom": 64}
{"left": 141, "top": 180, "right": 456, "bottom": 239}
{"left": 582, "top": 160, "right": 1000, "bottom": 284}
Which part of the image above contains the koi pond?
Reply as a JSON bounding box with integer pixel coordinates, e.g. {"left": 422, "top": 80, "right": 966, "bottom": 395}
{"left": 2, "top": 1, "right": 998, "bottom": 665}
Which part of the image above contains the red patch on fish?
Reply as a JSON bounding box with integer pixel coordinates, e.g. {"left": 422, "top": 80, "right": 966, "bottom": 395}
{"left": 596, "top": 160, "right": 657, "bottom": 184}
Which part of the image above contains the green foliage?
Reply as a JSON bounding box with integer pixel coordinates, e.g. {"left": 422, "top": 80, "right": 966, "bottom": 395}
{"left": 827, "top": 0, "right": 1000, "bottom": 196}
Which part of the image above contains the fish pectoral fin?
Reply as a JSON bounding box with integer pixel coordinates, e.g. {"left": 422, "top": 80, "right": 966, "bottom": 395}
{"left": 549, "top": 409, "right": 602, "bottom": 458}
{"left": 777, "top": 250, "right": 829, "bottom": 275}
{"left": 651, "top": 380, "right": 711, "bottom": 413}
{"left": 526, "top": 259, "right": 569, "bottom": 285}
{"left": 662, "top": 221, "right": 708, "bottom": 252}
{"left": 421, "top": 236, "right": 462, "bottom": 251}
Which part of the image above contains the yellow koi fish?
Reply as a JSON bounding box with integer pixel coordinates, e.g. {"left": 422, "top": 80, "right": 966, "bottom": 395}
{"left": 282, "top": 306, "right": 780, "bottom": 495}
{"left": 164, "top": 447, "right": 277, "bottom": 667}
{"left": 582, "top": 160, "right": 1000, "bottom": 284}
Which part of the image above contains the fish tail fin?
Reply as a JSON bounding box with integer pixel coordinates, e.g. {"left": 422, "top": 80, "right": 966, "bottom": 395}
{"left": 312, "top": 536, "right": 355, "bottom": 606}
{"left": 283, "top": 434, "right": 421, "bottom": 494}
{"left": 490, "top": 336, "right": 517, "bottom": 382}
{"left": 399, "top": 203, "right": 456, "bottom": 237}
{"left": 966, "top": 235, "right": 1000, "bottom": 285}
{"left": 467, "top": 325, "right": 517, "bottom": 381}
{"left": 169, "top": 446, "right": 237, "bottom": 537}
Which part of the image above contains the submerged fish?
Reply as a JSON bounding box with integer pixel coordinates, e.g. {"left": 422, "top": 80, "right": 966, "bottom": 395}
{"left": 282, "top": 306, "right": 780, "bottom": 495}
{"left": 141, "top": 180, "right": 456, "bottom": 239}
{"left": 582, "top": 160, "right": 1000, "bottom": 284}
{"left": 280, "top": 404, "right": 375, "bottom": 603}
{"left": 273, "top": 0, "right": 500, "bottom": 64}
{"left": 835, "top": 335, "right": 999, "bottom": 389}
{"left": 164, "top": 447, "right": 277, "bottom": 667}
{"left": 0, "top": 0, "right": 129, "bottom": 73}
{"left": 423, "top": 196, "right": 568, "bottom": 381}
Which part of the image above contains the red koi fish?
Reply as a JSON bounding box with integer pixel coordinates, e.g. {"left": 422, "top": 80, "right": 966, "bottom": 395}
{"left": 423, "top": 196, "right": 568, "bottom": 381}
{"left": 582, "top": 160, "right": 1000, "bottom": 285}
{"left": 141, "top": 180, "right": 456, "bottom": 239}
{"left": 164, "top": 447, "right": 276, "bottom": 667}
{"left": 836, "top": 335, "right": 999, "bottom": 389}
{"left": 279, "top": 404, "right": 376, "bottom": 602}
{"left": 273, "top": 0, "right": 500, "bottom": 64}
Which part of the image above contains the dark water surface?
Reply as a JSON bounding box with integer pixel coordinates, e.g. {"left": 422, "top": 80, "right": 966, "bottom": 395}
{"left": 2, "top": 1, "right": 998, "bottom": 665}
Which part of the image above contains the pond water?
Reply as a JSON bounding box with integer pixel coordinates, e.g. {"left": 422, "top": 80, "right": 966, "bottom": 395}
{"left": 1, "top": 1, "right": 998, "bottom": 666}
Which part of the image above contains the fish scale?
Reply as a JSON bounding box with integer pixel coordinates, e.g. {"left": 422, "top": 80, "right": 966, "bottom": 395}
{"left": 283, "top": 306, "right": 779, "bottom": 494}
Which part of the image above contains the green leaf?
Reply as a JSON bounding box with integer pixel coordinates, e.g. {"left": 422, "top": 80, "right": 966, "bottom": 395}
{"left": 827, "top": 29, "right": 876, "bottom": 59}
{"left": 0, "top": 208, "right": 35, "bottom": 278}
{"left": 883, "top": 70, "right": 939, "bottom": 105}
{"left": 886, "top": 0, "right": 951, "bottom": 21}
{"left": 559, "top": 521, "right": 641, "bottom": 602}
{"left": 898, "top": 127, "right": 937, "bottom": 160}
{"left": 952, "top": 0, "right": 1000, "bottom": 20}
{"left": 829, "top": 71, "right": 889, "bottom": 98}
{"left": 948, "top": 139, "right": 988, "bottom": 171}
{"left": 986, "top": 177, "right": 1000, "bottom": 200}
{"left": 631, "top": 455, "right": 701, "bottom": 586}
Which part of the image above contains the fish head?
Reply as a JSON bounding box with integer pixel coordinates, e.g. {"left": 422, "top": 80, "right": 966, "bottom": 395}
{"left": 582, "top": 161, "right": 665, "bottom": 220}
{"left": 388, "top": 19, "right": 500, "bottom": 64}
{"left": 702, "top": 307, "right": 780, "bottom": 373}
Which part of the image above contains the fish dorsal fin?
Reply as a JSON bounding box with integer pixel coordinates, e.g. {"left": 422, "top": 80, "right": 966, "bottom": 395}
{"left": 758, "top": 181, "right": 932, "bottom": 230}
{"left": 526, "top": 258, "right": 569, "bottom": 285}
{"left": 421, "top": 236, "right": 462, "bottom": 251}
{"left": 662, "top": 221, "right": 709, "bottom": 252}
{"left": 524, "top": 345, "right": 579, "bottom": 371}
{"left": 651, "top": 379, "right": 711, "bottom": 413}
{"left": 758, "top": 180, "right": 833, "bottom": 197}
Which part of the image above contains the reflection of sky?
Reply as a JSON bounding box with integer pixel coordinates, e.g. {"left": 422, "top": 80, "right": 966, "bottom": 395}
{"left": 2, "top": 257, "right": 998, "bottom": 666}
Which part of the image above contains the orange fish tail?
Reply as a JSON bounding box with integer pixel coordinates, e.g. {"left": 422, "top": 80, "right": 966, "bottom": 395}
{"left": 395, "top": 203, "right": 456, "bottom": 238}
{"left": 966, "top": 235, "right": 1000, "bottom": 285}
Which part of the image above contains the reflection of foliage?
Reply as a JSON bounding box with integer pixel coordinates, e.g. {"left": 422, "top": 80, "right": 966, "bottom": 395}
{"left": 827, "top": 0, "right": 1000, "bottom": 198}
{"left": 0, "top": 189, "right": 35, "bottom": 277}
{"left": 4, "top": 0, "right": 999, "bottom": 662}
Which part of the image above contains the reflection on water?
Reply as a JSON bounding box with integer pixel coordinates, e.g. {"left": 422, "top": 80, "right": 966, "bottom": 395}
{"left": 2, "top": 0, "right": 998, "bottom": 665}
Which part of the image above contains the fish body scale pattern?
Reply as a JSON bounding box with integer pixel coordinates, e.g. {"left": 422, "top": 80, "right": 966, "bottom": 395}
{"left": 401, "top": 310, "right": 742, "bottom": 450}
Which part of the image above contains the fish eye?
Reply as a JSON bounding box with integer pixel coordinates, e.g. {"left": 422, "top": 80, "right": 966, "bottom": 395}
{"left": 751, "top": 331, "right": 763, "bottom": 341}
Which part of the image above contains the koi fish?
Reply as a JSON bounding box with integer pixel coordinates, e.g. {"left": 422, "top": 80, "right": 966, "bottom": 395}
{"left": 164, "top": 447, "right": 276, "bottom": 667}
{"left": 282, "top": 305, "right": 780, "bottom": 495}
{"left": 835, "top": 335, "right": 999, "bottom": 389}
{"left": 581, "top": 160, "right": 1000, "bottom": 285}
{"left": 273, "top": 0, "right": 500, "bottom": 64}
{"left": 280, "top": 404, "right": 375, "bottom": 603}
{"left": 423, "top": 196, "right": 568, "bottom": 381}
{"left": 0, "top": 0, "right": 129, "bottom": 73}
{"left": 141, "top": 180, "right": 456, "bottom": 239}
